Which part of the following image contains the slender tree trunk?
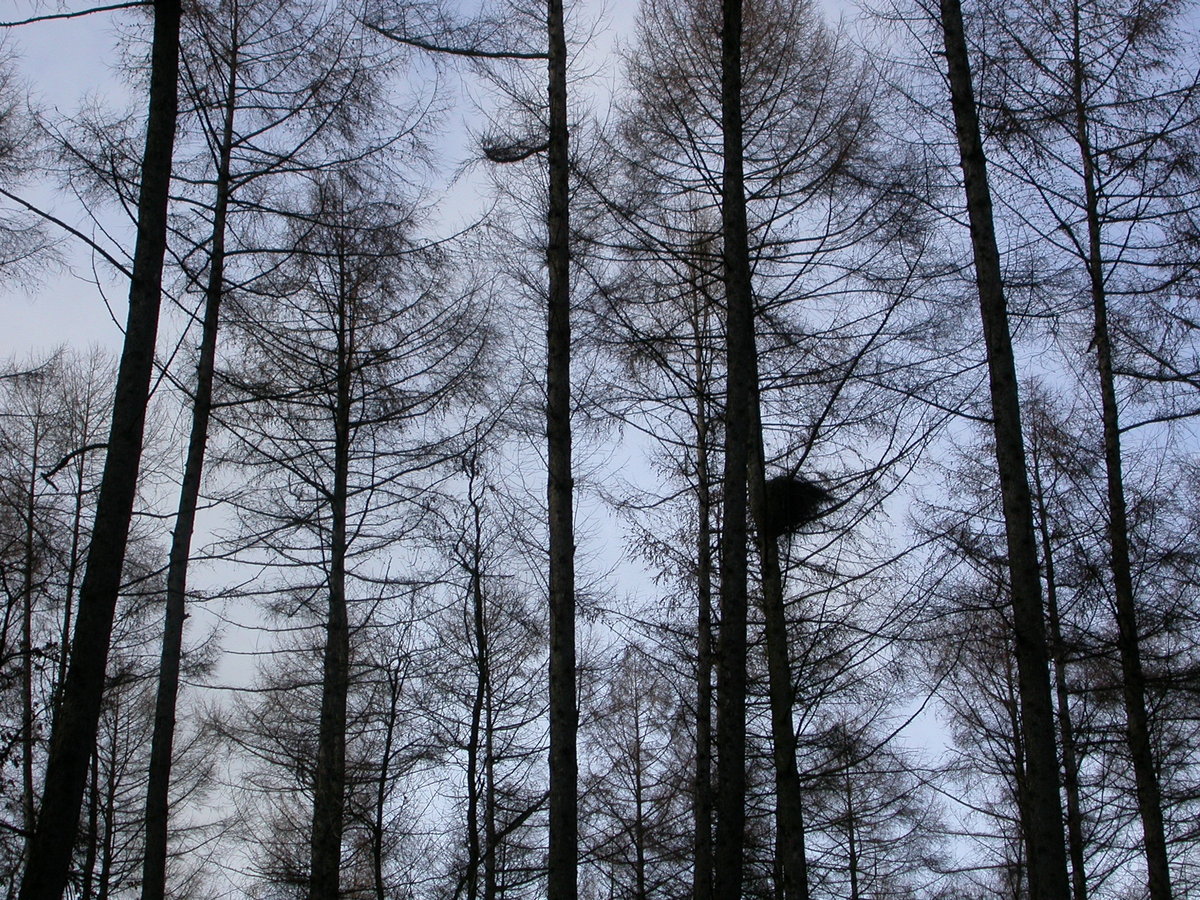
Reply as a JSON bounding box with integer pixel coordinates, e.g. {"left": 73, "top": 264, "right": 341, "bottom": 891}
{"left": 484, "top": 672, "right": 498, "bottom": 900}
{"left": 545, "top": 0, "right": 577, "bottom": 897}
{"left": 308, "top": 272, "right": 353, "bottom": 900}
{"left": 17, "top": 0, "right": 182, "bottom": 895}
{"left": 1029, "top": 453, "right": 1088, "bottom": 900}
{"left": 715, "top": 0, "right": 755, "bottom": 895}
{"left": 936, "top": 4, "right": 1069, "bottom": 900}
{"left": 140, "top": 38, "right": 239, "bottom": 900}
{"left": 466, "top": 478, "right": 489, "bottom": 900}
{"left": 634, "top": 745, "right": 647, "bottom": 900}
{"left": 56, "top": 459, "right": 88, "bottom": 711}
{"left": 97, "top": 710, "right": 119, "bottom": 900}
{"left": 746, "top": 388, "right": 809, "bottom": 900}
{"left": 20, "top": 445, "right": 38, "bottom": 844}
{"left": 81, "top": 747, "right": 100, "bottom": 898}
{"left": 1066, "top": 20, "right": 1173, "bottom": 896}
{"left": 691, "top": 329, "right": 714, "bottom": 900}
{"left": 845, "top": 775, "right": 859, "bottom": 900}
{"left": 373, "top": 661, "right": 400, "bottom": 900}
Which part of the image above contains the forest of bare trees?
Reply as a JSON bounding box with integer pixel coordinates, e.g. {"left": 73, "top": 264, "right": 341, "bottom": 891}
{"left": 0, "top": 0, "right": 1198, "bottom": 897}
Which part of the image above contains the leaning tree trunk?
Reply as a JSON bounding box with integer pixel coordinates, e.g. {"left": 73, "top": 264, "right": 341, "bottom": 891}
{"left": 1067, "top": 28, "right": 1173, "bottom": 897}
{"left": 714, "top": 0, "right": 755, "bottom": 895}
{"left": 140, "top": 38, "right": 239, "bottom": 900}
{"left": 936, "top": 3, "right": 1070, "bottom": 900}
{"left": 545, "top": 0, "right": 577, "bottom": 897}
{"left": 17, "top": 1, "right": 182, "bottom": 896}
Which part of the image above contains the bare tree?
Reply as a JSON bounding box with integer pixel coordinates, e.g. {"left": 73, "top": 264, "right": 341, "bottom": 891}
{"left": 219, "top": 176, "right": 489, "bottom": 898}
{"left": 933, "top": 2, "right": 1070, "bottom": 897}
{"left": 140, "top": 2, "right": 419, "bottom": 894}
{"left": 973, "top": 0, "right": 1200, "bottom": 892}
{"left": 16, "top": 0, "right": 184, "bottom": 893}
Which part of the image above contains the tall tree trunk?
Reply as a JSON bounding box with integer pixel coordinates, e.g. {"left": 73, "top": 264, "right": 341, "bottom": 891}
{"left": 1066, "top": 19, "right": 1173, "bottom": 896}
{"left": 466, "top": 475, "right": 488, "bottom": 900}
{"left": 140, "top": 36, "right": 239, "bottom": 900}
{"left": 747, "top": 404, "right": 809, "bottom": 900}
{"left": 372, "top": 660, "right": 401, "bottom": 900}
{"left": 691, "top": 318, "right": 714, "bottom": 900}
{"left": 545, "top": 0, "right": 577, "bottom": 897}
{"left": 20, "top": 440, "right": 39, "bottom": 846}
{"left": 17, "top": 0, "right": 182, "bottom": 895}
{"left": 308, "top": 272, "right": 353, "bottom": 900}
{"left": 97, "top": 709, "right": 119, "bottom": 900}
{"left": 936, "top": 3, "right": 1069, "bottom": 900}
{"left": 715, "top": 0, "right": 755, "bottom": 895}
{"left": 484, "top": 671, "right": 498, "bottom": 900}
{"left": 845, "top": 774, "right": 860, "bottom": 900}
{"left": 1029, "top": 451, "right": 1088, "bottom": 900}
{"left": 634, "top": 747, "right": 647, "bottom": 900}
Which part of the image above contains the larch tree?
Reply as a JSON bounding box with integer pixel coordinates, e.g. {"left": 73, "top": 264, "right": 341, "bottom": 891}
{"left": 364, "top": 2, "right": 579, "bottom": 893}
{"left": 16, "top": 0, "right": 184, "bottom": 894}
{"left": 140, "top": 1, "right": 415, "bottom": 893}
{"left": 933, "top": 0, "right": 1071, "bottom": 897}
{"left": 974, "top": 0, "right": 1200, "bottom": 892}
{"left": 219, "top": 176, "right": 489, "bottom": 898}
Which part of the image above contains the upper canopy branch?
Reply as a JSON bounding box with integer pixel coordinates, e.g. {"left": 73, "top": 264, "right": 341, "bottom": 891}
{"left": 0, "top": 2, "right": 149, "bottom": 27}
{"left": 364, "top": 22, "right": 548, "bottom": 61}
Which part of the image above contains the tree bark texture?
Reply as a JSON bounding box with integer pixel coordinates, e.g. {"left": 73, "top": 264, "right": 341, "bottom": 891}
{"left": 17, "top": 0, "right": 182, "bottom": 895}
{"left": 308, "top": 265, "right": 354, "bottom": 900}
{"left": 545, "top": 0, "right": 578, "bottom": 898}
{"left": 936, "top": 3, "right": 1070, "bottom": 900}
{"left": 715, "top": 0, "right": 755, "bottom": 895}
{"left": 692, "top": 328, "right": 714, "bottom": 900}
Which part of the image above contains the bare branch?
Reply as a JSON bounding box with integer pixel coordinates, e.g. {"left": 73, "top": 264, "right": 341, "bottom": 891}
{"left": 364, "top": 22, "right": 547, "bottom": 61}
{"left": 0, "top": 186, "right": 132, "bottom": 278}
{"left": 0, "top": 2, "right": 149, "bottom": 27}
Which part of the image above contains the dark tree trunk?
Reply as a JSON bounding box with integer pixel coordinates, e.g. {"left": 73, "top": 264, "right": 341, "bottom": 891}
{"left": 1029, "top": 452, "right": 1088, "bottom": 900}
{"left": 691, "top": 319, "right": 714, "bottom": 900}
{"left": 308, "top": 269, "right": 353, "bottom": 900}
{"left": 545, "top": 0, "right": 577, "bottom": 898}
{"left": 17, "top": 0, "right": 182, "bottom": 895}
{"left": 372, "top": 660, "right": 401, "bottom": 900}
{"left": 55, "top": 457, "right": 89, "bottom": 711}
{"left": 936, "top": 3, "right": 1070, "bottom": 900}
{"left": 484, "top": 672, "right": 498, "bottom": 900}
{"left": 466, "top": 475, "right": 489, "bottom": 900}
{"left": 747, "top": 403, "right": 809, "bottom": 900}
{"left": 845, "top": 775, "right": 859, "bottom": 900}
{"left": 20, "top": 444, "right": 39, "bottom": 845}
{"left": 634, "top": 752, "right": 647, "bottom": 900}
{"left": 715, "top": 0, "right": 755, "bottom": 896}
{"left": 97, "top": 712, "right": 118, "bottom": 900}
{"left": 140, "top": 38, "right": 239, "bottom": 900}
{"left": 1067, "top": 27, "right": 1173, "bottom": 897}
